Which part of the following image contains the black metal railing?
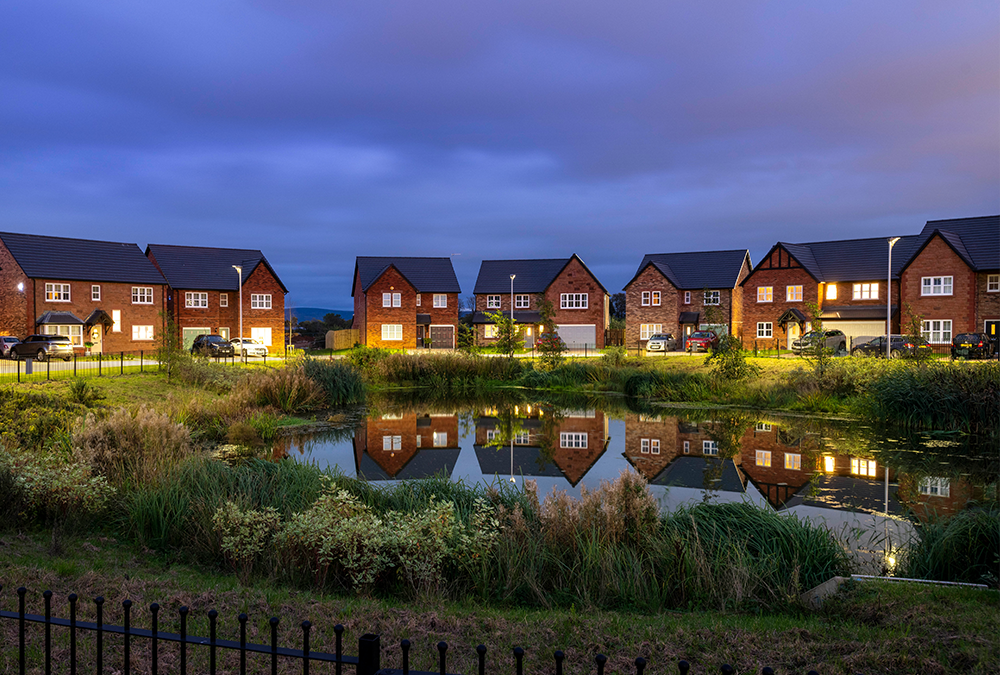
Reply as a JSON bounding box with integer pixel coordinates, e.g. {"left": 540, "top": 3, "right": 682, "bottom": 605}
{"left": 2, "top": 586, "right": 821, "bottom": 675}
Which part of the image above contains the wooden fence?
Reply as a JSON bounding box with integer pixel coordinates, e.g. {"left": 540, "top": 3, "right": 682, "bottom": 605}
{"left": 327, "top": 329, "right": 360, "bottom": 351}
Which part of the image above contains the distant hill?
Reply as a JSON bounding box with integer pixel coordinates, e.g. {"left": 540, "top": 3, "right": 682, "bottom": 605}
{"left": 285, "top": 307, "right": 353, "bottom": 322}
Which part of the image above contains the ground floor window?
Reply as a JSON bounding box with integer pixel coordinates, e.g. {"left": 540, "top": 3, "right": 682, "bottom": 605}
{"left": 380, "top": 324, "right": 402, "bottom": 341}
{"left": 755, "top": 450, "right": 771, "bottom": 467}
{"left": 640, "top": 324, "right": 662, "bottom": 340}
{"left": 41, "top": 324, "right": 83, "bottom": 346}
{"left": 484, "top": 324, "right": 498, "bottom": 339}
{"left": 218, "top": 327, "right": 230, "bottom": 340}
{"left": 851, "top": 458, "right": 877, "bottom": 477}
{"left": 703, "top": 440, "right": 718, "bottom": 455}
{"left": 433, "top": 431, "right": 448, "bottom": 447}
{"left": 251, "top": 327, "right": 273, "bottom": 346}
{"left": 757, "top": 322, "right": 773, "bottom": 339}
{"left": 919, "top": 477, "right": 950, "bottom": 497}
{"left": 785, "top": 453, "right": 801, "bottom": 470}
{"left": 131, "top": 325, "right": 154, "bottom": 341}
{"left": 921, "top": 319, "right": 952, "bottom": 344}
{"left": 560, "top": 432, "right": 587, "bottom": 449}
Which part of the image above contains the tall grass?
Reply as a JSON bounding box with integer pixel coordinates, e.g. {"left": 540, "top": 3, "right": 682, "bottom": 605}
{"left": 303, "top": 358, "right": 366, "bottom": 405}
{"left": 900, "top": 506, "right": 1000, "bottom": 586}
{"left": 230, "top": 365, "right": 326, "bottom": 413}
{"left": 363, "top": 352, "right": 524, "bottom": 388}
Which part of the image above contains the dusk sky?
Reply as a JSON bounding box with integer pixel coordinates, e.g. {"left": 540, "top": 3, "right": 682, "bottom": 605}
{"left": 2, "top": 1, "right": 998, "bottom": 310}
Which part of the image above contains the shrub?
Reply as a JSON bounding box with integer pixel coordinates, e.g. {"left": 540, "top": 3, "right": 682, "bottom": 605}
{"left": 212, "top": 501, "right": 282, "bottom": 584}
{"left": 601, "top": 346, "right": 627, "bottom": 368}
{"left": 1, "top": 450, "right": 115, "bottom": 525}
{"left": 68, "top": 378, "right": 105, "bottom": 407}
{"left": 303, "top": 358, "right": 366, "bottom": 405}
{"left": 705, "top": 335, "right": 761, "bottom": 382}
{"left": 231, "top": 366, "right": 326, "bottom": 413}
{"left": 0, "top": 387, "right": 77, "bottom": 452}
{"left": 173, "top": 354, "right": 246, "bottom": 392}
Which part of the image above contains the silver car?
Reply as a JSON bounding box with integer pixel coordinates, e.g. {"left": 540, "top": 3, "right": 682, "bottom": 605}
{"left": 10, "top": 334, "right": 74, "bottom": 361}
{"left": 229, "top": 337, "right": 269, "bottom": 357}
{"left": 645, "top": 333, "right": 677, "bottom": 353}
{"left": 0, "top": 336, "right": 20, "bottom": 358}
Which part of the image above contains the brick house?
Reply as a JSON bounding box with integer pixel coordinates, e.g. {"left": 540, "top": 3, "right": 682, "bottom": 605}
{"left": 897, "top": 215, "right": 999, "bottom": 352}
{"left": 352, "top": 411, "right": 461, "bottom": 480}
{"left": 472, "top": 255, "right": 610, "bottom": 349}
{"left": 0, "top": 232, "right": 168, "bottom": 354}
{"left": 622, "top": 249, "right": 751, "bottom": 349}
{"left": 351, "top": 257, "right": 461, "bottom": 349}
{"left": 146, "top": 244, "right": 288, "bottom": 352}
{"left": 739, "top": 235, "right": 922, "bottom": 350}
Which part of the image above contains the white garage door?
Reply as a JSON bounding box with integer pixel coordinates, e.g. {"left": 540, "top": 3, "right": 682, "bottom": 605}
{"left": 556, "top": 324, "right": 596, "bottom": 349}
{"left": 825, "top": 320, "right": 887, "bottom": 348}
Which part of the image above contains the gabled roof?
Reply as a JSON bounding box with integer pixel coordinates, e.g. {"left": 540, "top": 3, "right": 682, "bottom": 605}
{"left": 0, "top": 232, "right": 166, "bottom": 284}
{"left": 743, "top": 234, "right": 922, "bottom": 285}
{"left": 900, "top": 215, "right": 1000, "bottom": 273}
{"left": 145, "top": 244, "right": 288, "bottom": 293}
{"left": 625, "top": 249, "right": 750, "bottom": 290}
{"left": 473, "top": 254, "right": 608, "bottom": 295}
{"left": 352, "top": 257, "right": 461, "bottom": 295}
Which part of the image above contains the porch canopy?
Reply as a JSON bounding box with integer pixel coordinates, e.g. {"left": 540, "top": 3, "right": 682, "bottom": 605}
{"left": 83, "top": 309, "right": 114, "bottom": 330}
{"left": 678, "top": 311, "right": 700, "bottom": 324}
{"left": 777, "top": 308, "right": 808, "bottom": 328}
{"left": 35, "top": 310, "right": 85, "bottom": 327}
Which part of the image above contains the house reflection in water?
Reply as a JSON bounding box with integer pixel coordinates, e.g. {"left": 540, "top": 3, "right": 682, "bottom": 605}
{"left": 352, "top": 411, "right": 461, "bottom": 480}
{"left": 474, "top": 406, "right": 609, "bottom": 485}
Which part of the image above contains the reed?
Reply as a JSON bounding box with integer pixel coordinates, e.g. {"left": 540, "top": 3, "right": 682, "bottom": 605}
{"left": 900, "top": 506, "right": 1000, "bottom": 586}
{"left": 302, "top": 358, "right": 366, "bottom": 405}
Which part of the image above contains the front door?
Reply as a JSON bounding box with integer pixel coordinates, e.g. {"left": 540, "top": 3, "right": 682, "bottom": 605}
{"left": 787, "top": 323, "right": 800, "bottom": 350}
{"left": 986, "top": 320, "right": 1000, "bottom": 353}
{"left": 523, "top": 325, "right": 533, "bottom": 349}
{"left": 90, "top": 326, "right": 102, "bottom": 354}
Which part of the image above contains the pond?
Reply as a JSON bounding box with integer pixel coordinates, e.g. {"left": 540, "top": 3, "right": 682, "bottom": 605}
{"left": 271, "top": 396, "right": 997, "bottom": 574}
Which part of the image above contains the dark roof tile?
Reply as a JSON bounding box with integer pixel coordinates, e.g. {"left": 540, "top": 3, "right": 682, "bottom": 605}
{"left": 0, "top": 232, "right": 166, "bottom": 284}
{"left": 628, "top": 250, "right": 750, "bottom": 290}
{"left": 353, "top": 257, "right": 460, "bottom": 294}
{"left": 473, "top": 254, "right": 608, "bottom": 294}
{"left": 145, "top": 244, "right": 287, "bottom": 293}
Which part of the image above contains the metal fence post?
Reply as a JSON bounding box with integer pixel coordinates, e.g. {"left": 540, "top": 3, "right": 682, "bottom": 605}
{"left": 43, "top": 590, "right": 52, "bottom": 675}
{"left": 18, "top": 586, "right": 26, "bottom": 675}
{"left": 357, "top": 633, "right": 381, "bottom": 675}
{"left": 69, "top": 594, "right": 77, "bottom": 675}
{"left": 95, "top": 596, "right": 104, "bottom": 675}
{"left": 73, "top": 354, "right": 76, "bottom": 377}
{"left": 123, "top": 599, "right": 132, "bottom": 675}
{"left": 140, "top": 350, "right": 143, "bottom": 373}
{"left": 120, "top": 351, "right": 124, "bottom": 375}
{"left": 46, "top": 355, "right": 50, "bottom": 380}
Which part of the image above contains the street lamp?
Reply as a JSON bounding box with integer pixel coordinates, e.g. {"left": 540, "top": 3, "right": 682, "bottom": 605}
{"left": 232, "top": 265, "right": 243, "bottom": 344}
{"left": 510, "top": 274, "right": 516, "bottom": 324}
{"left": 887, "top": 237, "right": 900, "bottom": 358}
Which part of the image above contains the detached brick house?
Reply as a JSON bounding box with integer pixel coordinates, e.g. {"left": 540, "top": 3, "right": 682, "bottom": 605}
{"left": 352, "top": 257, "right": 461, "bottom": 349}
{"left": 472, "top": 255, "right": 610, "bottom": 349}
{"left": 353, "top": 411, "right": 461, "bottom": 480}
{"left": 898, "top": 215, "right": 999, "bottom": 351}
{"left": 622, "top": 249, "right": 751, "bottom": 349}
{"left": 146, "top": 244, "right": 288, "bottom": 352}
{"left": 0, "top": 232, "right": 167, "bottom": 354}
{"left": 739, "top": 235, "right": 922, "bottom": 350}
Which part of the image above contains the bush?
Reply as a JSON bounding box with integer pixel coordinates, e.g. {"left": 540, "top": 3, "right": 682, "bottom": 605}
{"left": 231, "top": 366, "right": 326, "bottom": 413}
{"left": 303, "top": 358, "right": 366, "bottom": 405}
{"left": 705, "top": 335, "right": 760, "bottom": 382}
{"left": 0, "top": 387, "right": 77, "bottom": 452}
{"left": 213, "top": 501, "right": 282, "bottom": 584}
{"left": 68, "top": 378, "right": 105, "bottom": 407}
{"left": 0, "top": 450, "right": 115, "bottom": 526}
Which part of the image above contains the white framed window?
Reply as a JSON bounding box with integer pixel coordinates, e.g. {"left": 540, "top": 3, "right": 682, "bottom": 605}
{"left": 416, "top": 294, "right": 421, "bottom": 307}
{"left": 757, "top": 322, "right": 773, "bottom": 339}
{"left": 515, "top": 294, "right": 530, "bottom": 308}
{"left": 757, "top": 286, "right": 773, "bottom": 303}
{"left": 755, "top": 450, "right": 772, "bottom": 467}
{"left": 219, "top": 327, "right": 230, "bottom": 340}
{"left": 651, "top": 291, "right": 661, "bottom": 306}
{"left": 921, "top": 319, "right": 952, "bottom": 344}
{"left": 684, "top": 291, "right": 691, "bottom": 304}
{"left": 560, "top": 432, "right": 588, "bottom": 449}
{"left": 383, "top": 293, "right": 392, "bottom": 307}
{"left": 641, "top": 438, "right": 650, "bottom": 453}
{"left": 683, "top": 441, "right": 690, "bottom": 454}
{"left": 484, "top": 324, "right": 498, "bottom": 339}
{"left": 132, "top": 286, "right": 154, "bottom": 304}
{"left": 41, "top": 324, "right": 83, "bottom": 346}
{"left": 560, "top": 293, "right": 588, "bottom": 309}
{"left": 433, "top": 431, "right": 448, "bottom": 447}
{"left": 220, "top": 293, "right": 228, "bottom": 307}
{"left": 131, "top": 325, "right": 154, "bottom": 341}
{"left": 851, "top": 458, "right": 877, "bottom": 477}
{"left": 702, "top": 440, "right": 718, "bottom": 455}
{"left": 251, "top": 294, "right": 272, "bottom": 310}
{"left": 852, "top": 283, "right": 878, "bottom": 300}
{"left": 381, "top": 324, "right": 403, "bottom": 341}
{"left": 393, "top": 293, "right": 401, "bottom": 307}
{"left": 45, "top": 283, "right": 71, "bottom": 302}
{"left": 251, "top": 327, "right": 272, "bottom": 346}
{"left": 640, "top": 438, "right": 661, "bottom": 455}
{"left": 112, "top": 310, "right": 121, "bottom": 332}
{"left": 988, "top": 275, "right": 1000, "bottom": 292}
{"left": 486, "top": 429, "right": 498, "bottom": 442}
{"left": 785, "top": 453, "right": 801, "bottom": 470}
{"left": 382, "top": 435, "right": 402, "bottom": 451}
{"left": 185, "top": 292, "right": 208, "bottom": 308}
{"left": 919, "top": 477, "right": 950, "bottom": 497}
{"left": 826, "top": 284, "right": 837, "bottom": 300}
{"left": 755, "top": 423, "right": 772, "bottom": 432}
{"left": 486, "top": 295, "right": 501, "bottom": 309}
{"left": 433, "top": 294, "right": 447, "bottom": 308}
{"left": 786, "top": 285, "right": 802, "bottom": 302}
{"left": 704, "top": 291, "right": 720, "bottom": 305}
{"left": 513, "top": 431, "right": 531, "bottom": 445}
{"left": 921, "top": 276, "right": 952, "bottom": 296}
{"left": 640, "top": 324, "right": 662, "bottom": 340}
{"left": 91, "top": 285, "right": 101, "bottom": 301}
{"left": 641, "top": 291, "right": 651, "bottom": 306}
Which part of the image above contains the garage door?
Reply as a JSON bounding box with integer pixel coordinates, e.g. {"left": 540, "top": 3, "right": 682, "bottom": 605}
{"left": 429, "top": 325, "right": 454, "bottom": 349}
{"left": 824, "top": 320, "right": 887, "bottom": 348}
{"left": 182, "top": 327, "right": 210, "bottom": 350}
{"left": 556, "top": 324, "right": 596, "bottom": 349}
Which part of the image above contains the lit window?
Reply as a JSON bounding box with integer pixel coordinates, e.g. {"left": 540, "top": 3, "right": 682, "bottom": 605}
{"left": 112, "top": 310, "right": 121, "bottom": 332}
{"left": 757, "top": 322, "right": 773, "bottom": 338}
{"left": 515, "top": 294, "right": 530, "bottom": 308}
{"left": 487, "top": 295, "right": 501, "bottom": 309}
{"left": 704, "top": 291, "right": 720, "bottom": 305}
{"left": 918, "top": 477, "right": 950, "bottom": 497}
{"left": 433, "top": 431, "right": 448, "bottom": 447}
{"left": 560, "top": 432, "right": 588, "bottom": 448}
{"left": 131, "top": 325, "right": 154, "bottom": 340}
{"left": 684, "top": 291, "right": 691, "bottom": 304}
{"left": 40, "top": 324, "right": 83, "bottom": 346}
{"left": 220, "top": 293, "right": 228, "bottom": 307}
{"left": 251, "top": 294, "right": 272, "bottom": 310}
{"left": 823, "top": 456, "right": 835, "bottom": 472}
{"left": 641, "top": 291, "right": 650, "bottom": 306}
{"left": 826, "top": 284, "right": 837, "bottom": 300}
{"left": 650, "top": 439, "right": 660, "bottom": 454}
{"left": 560, "top": 293, "right": 588, "bottom": 309}
{"left": 851, "top": 458, "right": 877, "bottom": 477}
{"left": 988, "top": 275, "right": 1000, "bottom": 292}
{"left": 484, "top": 325, "right": 498, "bottom": 339}
{"left": 755, "top": 450, "right": 771, "bottom": 467}
{"left": 91, "top": 285, "right": 101, "bottom": 301}
{"left": 219, "top": 327, "right": 229, "bottom": 340}
{"left": 640, "top": 324, "right": 662, "bottom": 340}
{"left": 785, "top": 454, "right": 801, "bottom": 470}
{"left": 185, "top": 292, "right": 208, "bottom": 308}
{"left": 786, "top": 285, "right": 802, "bottom": 302}
{"left": 852, "top": 283, "right": 878, "bottom": 300}
{"left": 416, "top": 294, "right": 421, "bottom": 306}
{"left": 251, "top": 327, "right": 272, "bottom": 346}
{"left": 45, "top": 283, "right": 71, "bottom": 302}
{"left": 651, "top": 291, "right": 661, "bottom": 306}
{"left": 757, "top": 287, "right": 773, "bottom": 303}
{"left": 921, "top": 276, "right": 953, "bottom": 296}
{"left": 433, "top": 294, "right": 447, "bottom": 308}
{"left": 755, "top": 423, "right": 772, "bottom": 432}
{"left": 132, "top": 286, "right": 154, "bottom": 304}
{"left": 702, "top": 440, "right": 718, "bottom": 455}
{"left": 381, "top": 324, "right": 403, "bottom": 341}
{"left": 921, "top": 319, "right": 952, "bottom": 344}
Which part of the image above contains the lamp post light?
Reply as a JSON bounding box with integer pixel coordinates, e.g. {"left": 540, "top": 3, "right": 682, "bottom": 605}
{"left": 887, "top": 237, "right": 900, "bottom": 358}
{"left": 232, "top": 265, "right": 243, "bottom": 344}
{"left": 509, "top": 274, "right": 516, "bottom": 324}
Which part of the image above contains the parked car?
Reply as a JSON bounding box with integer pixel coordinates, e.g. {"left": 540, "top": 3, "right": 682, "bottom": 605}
{"left": 791, "top": 329, "right": 848, "bottom": 356}
{"left": 685, "top": 331, "right": 719, "bottom": 353}
{"left": 190, "top": 334, "right": 236, "bottom": 357}
{"left": 645, "top": 333, "right": 677, "bottom": 353}
{"left": 951, "top": 333, "right": 995, "bottom": 360}
{"left": 229, "top": 337, "right": 269, "bottom": 357}
{"left": 852, "top": 335, "right": 934, "bottom": 359}
{"left": 9, "top": 334, "right": 74, "bottom": 361}
{"left": 535, "top": 332, "right": 566, "bottom": 350}
{"left": 0, "top": 336, "right": 20, "bottom": 358}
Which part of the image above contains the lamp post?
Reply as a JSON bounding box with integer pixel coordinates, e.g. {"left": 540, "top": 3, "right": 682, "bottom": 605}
{"left": 232, "top": 265, "right": 243, "bottom": 344}
{"left": 510, "top": 274, "right": 516, "bottom": 323}
{"left": 887, "top": 237, "right": 900, "bottom": 358}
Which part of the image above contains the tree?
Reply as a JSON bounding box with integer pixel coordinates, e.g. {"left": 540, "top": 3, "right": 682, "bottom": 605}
{"left": 156, "top": 312, "right": 184, "bottom": 383}
{"left": 535, "top": 295, "right": 564, "bottom": 369}
{"left": 902, "top": 302, "right": 932, "bottom": 360}
{"left": 323, "top": 313, "right": 351, "bottom": 330}
{"left": 803, "top": 302, "right": 830, "bottom": 374}
{"left": 484, "top": 310, "right": 521, "bottom": 358}
{"left": 610, "top": 292, "right": 626, "bottom": 322}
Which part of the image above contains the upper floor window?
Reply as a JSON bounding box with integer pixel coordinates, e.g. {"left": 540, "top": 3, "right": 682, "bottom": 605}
{"left": 515, "top": 294, "right": 530, "bottom": 308}
{"left": 382, "top": 292, "right": 401, "bottom": 308}
{"left": 641, "top": 291, "right": 651, "bottom": 306}
{"left": 251, "top": 294, "right": 272, "bottom": 310}
{"left": 433, "top": 294, "right": 447, "bottom": 308}
{"left": 220, "top": 293, "right": 228, "bottom": 307}
{"left": 988, "top": 275, "right": 1000, "bottom": 292}
{"left": 560, "top": 293, "right": 588, "bottom": 309}
{"left": 416, "top": 294, "right": 421, "bottom": 306}
{"left": 91, "top": 285, "right": 101, "bottom": 301}
{"left": 852, "top": 283, "right": 878, "bottom": 300}
{"left": 755, "top": 450, "right": 772, "bottom": 467}
{"left": 651, "top": 291, "right": 660, "bottom": 306}
{"left": 45, "top": 283, "right": 70, "bottom": 302}
{"left": 560, "top": 432, "right": 588, "bottom": 449}
{"left": 922, "top": 276, "right": 953, "bottom": 296}
{"left": 702, "top": 440, "right": 718, "bottom": 455}
{"left": 185, "top": 292, "right": 208, "bottom": 308}
{"left": 683, "top": 291, "right": 691, "bottom": 304}
{"left": 826, "top": 284, "right": 837, "bottom": 300}
{"left": 640, "top": 438, "right": 660, "bottom": 455}
{"left": 703, "top": 290, "right": 720, "bottom": 305}
{"left": 786, "top": 285, "right": 802, "bottom": 302}
{"left": 132, "top": 286, "right": 154, "bottom": 304}
{"left": 486, "top": 295, "right": 501, "bottom": 309}
{"left": 757, "top": 286, "right": 772, "bottom": 303}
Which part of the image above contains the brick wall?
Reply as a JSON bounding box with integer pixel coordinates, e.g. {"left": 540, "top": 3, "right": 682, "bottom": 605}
{"left": 900, "top": 236, "right": 977, "bottom": 349}
{"left": 353, "top": 413, "right": 460, "bottom": 478}
{"left": 353, "top": 268, "right": 367, "bottom": 345}
{"left": 740, "top": 250, "right": 817, "bottom": 348}
{"left": 544, "top": 257, "right": 608, "bottom": 348}
{"left": 549, "top": 412, "right": 608, "bottom": 485}
{"left": 0, "top": 240, "right": 29, "bottom": 337}
{"left": 363, "top": 267, "right": 418, "bottom": 348}
{"left": 731, "top": 256, "right": 751, "bottom": 338}
{"left": 419, "top": 291, "right": 459, "bottom": 347}
{"left": 975, "top": 272, "right": 1000, "bottom": 332}
{"left": 624, "top": 266, "right": 680, "bottom": 348}
{"left": 623, "top": 414, "right": 680, "bottom": 480}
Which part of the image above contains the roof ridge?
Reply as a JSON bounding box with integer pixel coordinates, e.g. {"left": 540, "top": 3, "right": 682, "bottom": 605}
{"left": 147, "top": 243, "right": 264, "bottom": 255}
{"left": 0, "top": 231, "right": 141, "bottom": 247}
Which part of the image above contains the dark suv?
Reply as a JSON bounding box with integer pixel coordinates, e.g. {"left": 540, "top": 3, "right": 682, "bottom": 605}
{"left": 852, "top": 335, "right": 934, "bottom": 359}
{"left": 10, "top": 334, "right": 74, "bottom": 361}
{"left": 951, "top": 333, "right": 995, "bottom": 360}
{"left": 791, "top": 329, "right": 847, "bottom": 356}
{"left": 190, "top": 334, "right": 235, "bottom": 357}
